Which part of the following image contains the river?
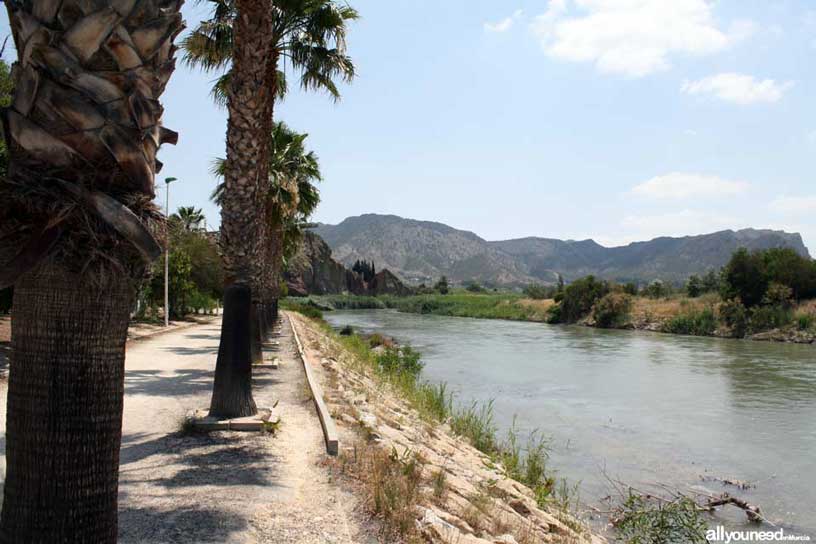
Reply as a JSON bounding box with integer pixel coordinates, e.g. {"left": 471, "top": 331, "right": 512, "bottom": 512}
{"left": 324, "top": 309, "right": 816, "bottom": 535}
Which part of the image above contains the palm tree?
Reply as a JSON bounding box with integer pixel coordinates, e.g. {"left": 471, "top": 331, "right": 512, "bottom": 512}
{"left": 211, "top": 122, "right": 322, "bottom": 313}
{"left": 204, "top": 0, "right": 277, "bottom": 419}
{"left": 263, "top": 123, "right": 321, "bottom": 309}
{"left": 0, "top": 0, "right": 183, "bottom": 540}
{"left": 182, "top": 0, "right": 358, "bottom": 115}
{"left": 175, "top": 206, "right": 206, "bottom": 231}
{"left": 185, "top": 0, "right": 356, "bottom": 416}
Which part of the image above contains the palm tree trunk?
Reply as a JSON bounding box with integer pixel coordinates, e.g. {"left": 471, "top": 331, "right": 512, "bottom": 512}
{"left": 269, "top": 221, "right": 286, "bottom": 303}
{"left": 1, "top": 266, "right": 132, "bottom": 542}
{"left": 0, "top": 0, "right": 182, "bottom": 537}
{"left": 209, "top": 0, "right": 274, "bottom": 418}
{"left": 210, "top": 284, "right": 257, "bottom": 417}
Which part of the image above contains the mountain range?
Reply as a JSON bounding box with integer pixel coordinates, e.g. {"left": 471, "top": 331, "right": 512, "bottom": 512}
{"left": 312, "top": 214, "right": 811, "bottom": 286}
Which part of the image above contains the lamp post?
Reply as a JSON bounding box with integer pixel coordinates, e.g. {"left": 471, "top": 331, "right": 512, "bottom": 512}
{"left": 164, "top": 176, "right": 178, "bottom": 326}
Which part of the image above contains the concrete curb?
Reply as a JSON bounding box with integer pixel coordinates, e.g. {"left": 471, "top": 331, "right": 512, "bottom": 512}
{"left": 288, "top": 312, "right": 339, "bottom": 456}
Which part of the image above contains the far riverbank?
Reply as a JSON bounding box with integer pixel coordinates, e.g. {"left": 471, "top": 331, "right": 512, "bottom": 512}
{"left": 286, "top": 293, "right": 816, "bottom": 345}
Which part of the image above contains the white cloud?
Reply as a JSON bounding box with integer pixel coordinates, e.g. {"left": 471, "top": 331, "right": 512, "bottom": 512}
{"left": 770, "top": 196, "right": 816, "bottom": 215}
{"left": 631, "top": 173, "right": 749, "bottom": 200}
{"left": 484, "top": 10, "right": 523, "bottom": 33}
{"left": 683, "top": 129, "right": 698, "bottom": 136}
{"left": 681, "top": 73, "right": 794, "bottom": 104}
{"left": 530, "top": 0, "right": 755, "bottom": 77}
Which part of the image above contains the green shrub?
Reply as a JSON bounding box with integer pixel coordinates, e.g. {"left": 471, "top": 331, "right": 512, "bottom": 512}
{"left": 721, "top": 248, "right": 769, "bottom": 308}
{"left": 686, "top": 275, "right": 703, "bottom": 298}
{"left": 748, "top": 305, "right": 792, "bottom": 334}
{"left": 557, "top": 275, "right": 609, "bottom": 323}
{"left": 622, "top": 282, "right": 639, "bottom": 296}
{"left": 592, "top": 293, "right": 632, "bottom": 328}
{"left": 434, "top": 276, "right": 449, "bottom": 295}
{"left": 762, "top": 282, "right": 793, "bottom": 308}
{"left": 465, "top": 282, "right": 486, "bottom": 293}
{"left": 663, "top": 308, "right": 717, "bottom": 336}
{"left": 450, "top": 401, "right": 498, "bottom": 454}
{"left": 339, "top": 325, "right": 355, "bottom": 336}
{"left": 284, "top": 302, "right": 323, "bottom": 319}
{"left": 615, "top": 493, "right": 707, "bottom": 544}
{"left": 523, "top": 283, "right": 553, "bottom": 300}
{"left": 643, "top": 280, "right": 670, "bottom": 299}
{"left": 545, "top": 303, "right": 563, "bottom": 324}
{"left": 719, "top": 299, "right": 748, "bottom": 338}
{"left": 375, "top": 346, "right": 423, "bottom": 378}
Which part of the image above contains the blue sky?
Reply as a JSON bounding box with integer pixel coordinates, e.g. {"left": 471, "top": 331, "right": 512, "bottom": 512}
{"left": 2, "top": 0, "right": 815, "bottom": 251}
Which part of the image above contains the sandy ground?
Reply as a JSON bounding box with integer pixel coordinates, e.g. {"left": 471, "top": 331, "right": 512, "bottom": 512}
{"left": 0, "top": 315, "right": 374, "bottom": 543}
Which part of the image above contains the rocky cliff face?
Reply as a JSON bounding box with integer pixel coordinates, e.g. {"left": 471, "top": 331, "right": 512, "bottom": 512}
{"left": 285, "top": 232, "right": 411, "bottom": 296}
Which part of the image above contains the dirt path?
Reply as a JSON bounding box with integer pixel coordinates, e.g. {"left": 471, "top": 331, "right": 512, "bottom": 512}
{"left": 0, "top": 314, "right": 373, "bottom": 543}
{"left": 119, "top": 313, "right": 375, "bottom": 543}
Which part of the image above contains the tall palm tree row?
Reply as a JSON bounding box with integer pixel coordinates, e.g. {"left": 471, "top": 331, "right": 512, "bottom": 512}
{"left": 0, "top": 0, "right": 183, "bottom": 540}
{"left": 263, "top": 123, "right": 322, "bottom": 307}
{"left": 212, "top": 122, "right": 323, "bottom": 314}
{"left": 184, "top": 0, "right": 357, "bottom": 415}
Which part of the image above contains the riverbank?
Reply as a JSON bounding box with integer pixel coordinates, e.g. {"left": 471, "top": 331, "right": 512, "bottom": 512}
{"left": 293, "top": 293, "right": 816, "bottom": 345}
{"left": 288, "top": 310, "right": 603, "bottom": 544}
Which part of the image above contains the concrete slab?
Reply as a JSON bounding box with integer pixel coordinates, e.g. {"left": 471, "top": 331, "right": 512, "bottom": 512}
{"left": 188, "top": 407, "right": 278, "bottom": 432}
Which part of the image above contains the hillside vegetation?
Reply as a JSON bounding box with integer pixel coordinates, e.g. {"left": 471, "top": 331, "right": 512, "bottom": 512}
{"left": 291, "top": 247, "right": 816, "bottom": 344}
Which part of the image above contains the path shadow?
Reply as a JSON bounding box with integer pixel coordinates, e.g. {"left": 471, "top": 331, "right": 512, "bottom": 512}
{"left": 120, "top": 432, "right": 282, "bottom": 490}
{"left": 118, "top": 505, "right": 249, "bottom": 544}
{"left": 163, "top": 345, "right": 219, "bottom": 356}
{"left": 125, "top": 369, "right": 214, "bottom": 398}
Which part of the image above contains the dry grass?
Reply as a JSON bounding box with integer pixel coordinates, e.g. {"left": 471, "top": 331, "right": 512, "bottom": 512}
{"left": 337, "top": 444, "right": 426, "bottom": 541}
{"left": 630, "top": 294, "right": 717, "bottom": 324}
{"left": 795, "top": 299, "right": 816, "bottom": 315}
{"left": 516, "top": 298, "right": 556, "bottom": 316}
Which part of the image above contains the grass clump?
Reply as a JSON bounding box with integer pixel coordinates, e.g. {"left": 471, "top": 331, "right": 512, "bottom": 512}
{"left": 340, "top": 445, "right": 425, "bottom": 539}
{"left": 796, "top": 312, "right": 815, "bottom": 331}
{"left": 450, "top": 400, "right": 499, "bottom": 454}
{"left": 501, "top": 422, "right": 558, "bottom": 508}
{"left": 430, "top": 468, "right": 448, "bottom": 502}
{"left": 662, "top": 307, "right": 717, "bottom": 336}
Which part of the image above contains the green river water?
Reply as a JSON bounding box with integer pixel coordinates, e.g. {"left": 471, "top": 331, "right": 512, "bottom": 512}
{"left": 324, "top": 309, "right": 816, "bottom": 536}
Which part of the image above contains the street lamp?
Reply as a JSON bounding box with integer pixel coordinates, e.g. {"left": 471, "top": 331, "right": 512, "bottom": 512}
{"left": 164, "top": 176, "right": 178, "bottom": 327}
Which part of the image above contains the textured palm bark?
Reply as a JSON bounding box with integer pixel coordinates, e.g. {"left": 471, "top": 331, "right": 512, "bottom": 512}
{"left": 210, "top": 284, "right": 257, "bottom": 418}
{"left": 0, "top": 0, "right": 182, "bottom": 539}
{"left": 1, "top": 266, "right": 132, "bottom": 543}
{"left": 210, "top": 0, "right": 274, "bottom": 417}
{"left": 269, "top": 220, "right": 285, "bottom": 302}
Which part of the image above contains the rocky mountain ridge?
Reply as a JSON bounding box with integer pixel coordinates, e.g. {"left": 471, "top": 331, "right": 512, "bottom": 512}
{"left": 313, "top": 214, "right": 811, "bottom": 286}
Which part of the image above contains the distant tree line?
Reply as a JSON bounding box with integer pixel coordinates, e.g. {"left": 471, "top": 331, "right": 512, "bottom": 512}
{"left": 542, "top": 247, "right": 816, "bottom": 337}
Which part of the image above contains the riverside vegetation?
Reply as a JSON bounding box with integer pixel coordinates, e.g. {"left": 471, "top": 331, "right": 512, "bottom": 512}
{"left": 286, "top": 308, "right": 602, "bottom": 543}
{"left": 284, "top": 306, "right": 742, "bottom": 543}
{"left": 290, "top": 247, "right": 816, "bottom": 344}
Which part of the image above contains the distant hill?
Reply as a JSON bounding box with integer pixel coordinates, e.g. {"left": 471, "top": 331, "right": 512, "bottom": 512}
{"left": 313, "top": 214, "right": 811, "bottom": 286}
